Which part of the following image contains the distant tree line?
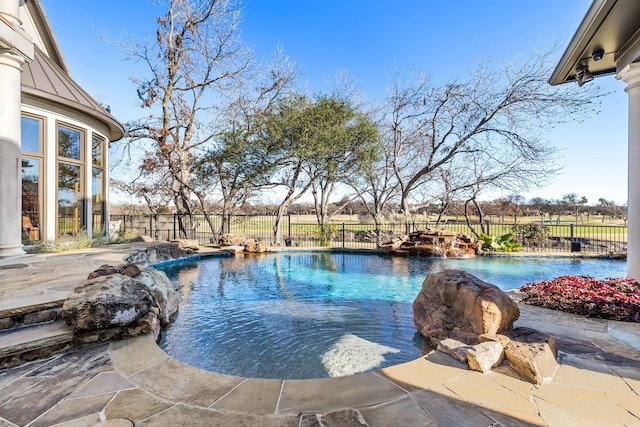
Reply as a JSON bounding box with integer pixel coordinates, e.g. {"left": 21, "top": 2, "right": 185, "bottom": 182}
{"left": 110, "top": 0, "right": 605, "bottom": 245}
{"left": 112, "top": 193, "right": 627, "bottom": 225}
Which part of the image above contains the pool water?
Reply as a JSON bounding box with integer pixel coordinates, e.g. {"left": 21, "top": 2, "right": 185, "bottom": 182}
{"left": 157, "top": 252, "right": 626, "bottom": 379}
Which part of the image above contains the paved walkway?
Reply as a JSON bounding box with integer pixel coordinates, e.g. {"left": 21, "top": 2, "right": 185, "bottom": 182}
{"left": 0, "top": 246, "right": 639, "bottom": 426}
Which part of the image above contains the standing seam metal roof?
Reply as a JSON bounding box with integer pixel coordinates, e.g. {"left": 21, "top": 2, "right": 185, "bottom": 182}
{"left": 21, "top": 46, "right": 125, "bottom": 141}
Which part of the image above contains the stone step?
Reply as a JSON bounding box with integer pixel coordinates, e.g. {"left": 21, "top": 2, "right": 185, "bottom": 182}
{"left": 0, "top": 292, "right": 67, "bottom": 330}
{"left": 0, "top": 320, "right": 74, "bottom": 369}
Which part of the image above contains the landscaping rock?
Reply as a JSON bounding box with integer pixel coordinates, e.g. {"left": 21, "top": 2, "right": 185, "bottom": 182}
{"left": 413, "top": 269, "right": 520, "bottom": 347}
{"left": 62, "top": 264, "right": 180, "bottom": 342}
{"left": 219, "top": 233, "right": 247, "bottom": 247}
{"left": 504, "top": 327, "right": 559, "bottom": 384}
{"left": 131, "top": 235, "right": 154, "bottom": 243}
{"left": 244, "top": 239, "right": 267, "bottom": 253}
{"left": 379, "top": 235, "right": 409, "bottom": 252}
{"left": 123, "top": 242, "right": 188, "bottom": 266}
{"left": 133, "top": 267, "right": 180, "bottom": 325}
{"left": 87, "top": 264, "right": 124, "bottom": 279}
{"left": 389, "top": 228, "right": 482, "bottom": 257}
{"left": 63, "top": 275, "right": 155, "bottom": 331}
{"left": 437, "top": 338, "right": 472, "bottom": 363}
{"left": 122, "top": 263, "right": 143, "bottom": 278}
{"left": 170, "top": 239, "right": 200, "bottom": 251}
{"left": 222, "top": 245, "right": 245, "bottom": 255}
{"left": 467, "top": 341, "right": 504, "bottom": 373}
{"left": 479, "top": 333, "right": 511, "bottom": 346}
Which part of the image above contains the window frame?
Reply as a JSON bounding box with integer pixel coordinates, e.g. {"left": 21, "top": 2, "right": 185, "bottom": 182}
{"left": 20, "top": 113, "right": 46, "bottom": 242}
{"left": 56, "top": 121, "right": 86, "bottom": 235}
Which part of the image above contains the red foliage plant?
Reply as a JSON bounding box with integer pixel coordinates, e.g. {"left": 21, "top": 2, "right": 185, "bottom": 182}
{"left": 520, "top": 275, "right": 640, "bottom": 323}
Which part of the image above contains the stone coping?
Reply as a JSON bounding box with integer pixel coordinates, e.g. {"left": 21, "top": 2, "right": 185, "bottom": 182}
{"left": 102, "top": 325, "right": 640, "bottom": 426}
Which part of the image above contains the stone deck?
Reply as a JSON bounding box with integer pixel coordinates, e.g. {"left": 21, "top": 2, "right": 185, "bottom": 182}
{"left": 0, "top": 245, "right": 639, "bottom": 426}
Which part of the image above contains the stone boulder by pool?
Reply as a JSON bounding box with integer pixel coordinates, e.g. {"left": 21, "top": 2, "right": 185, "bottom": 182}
{"left": 413, "top": 269, "right": 559, "bottom": 384}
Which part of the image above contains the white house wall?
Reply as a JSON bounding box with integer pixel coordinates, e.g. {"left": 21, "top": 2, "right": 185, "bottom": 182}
{"left": 21, "top": 97, "right": 112, "bottom": 241}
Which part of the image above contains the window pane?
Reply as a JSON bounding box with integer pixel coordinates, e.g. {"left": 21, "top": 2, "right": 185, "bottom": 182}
{"left": 21, "top": 158, "right": 41, "bottom": 241}
{"left": 21, "top": 117, "right": 41, "bottom": 153}
{"left": 58, "top": 163, "right": 83, "bottom": 234}
{"left": 92, "top": 168, "right": 104, "bottom": 233}
{"left": 58, "top": 125, "right": 82, "bottom": 160}
{"left": 92, "top": 135, "right": 104, "bottom": 166}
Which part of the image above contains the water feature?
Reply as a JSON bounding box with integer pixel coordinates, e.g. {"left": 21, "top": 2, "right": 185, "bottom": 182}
{"left": 157, "top": 252, "right": 626, "bottom": 379}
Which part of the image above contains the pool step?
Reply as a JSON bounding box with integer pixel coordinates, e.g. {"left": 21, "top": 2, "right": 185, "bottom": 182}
{"left": 0, "top": 292, "right": 67, "bottom": 330}
{"left": 0, "top": 320, "right": 74, "bottom": 369}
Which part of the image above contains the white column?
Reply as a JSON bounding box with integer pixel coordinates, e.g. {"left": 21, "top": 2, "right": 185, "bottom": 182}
{"left": 617, "top": 63, "right": 640, "bottom": 279}
{"left": 0, "top": 2, "right": 33, "bottom": 257}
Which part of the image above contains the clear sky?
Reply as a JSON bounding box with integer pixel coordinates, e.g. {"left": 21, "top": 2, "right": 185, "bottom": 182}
{"left": 40, "top": 0, "right": 629, "bottom": 206}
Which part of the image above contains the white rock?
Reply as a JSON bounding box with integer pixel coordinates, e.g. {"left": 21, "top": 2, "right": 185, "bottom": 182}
{"left": 467, "top": 341, "right": 504, "bottom": 373}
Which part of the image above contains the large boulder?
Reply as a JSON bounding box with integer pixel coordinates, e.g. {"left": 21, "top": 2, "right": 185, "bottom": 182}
{"left": 62, "top": 264, "right": 179, "bottom": 342}
{"left": 63, "top": 275, "right": 156, "bottom": 331}
{"left": 133, "top": 267, "right": 180, "bottom": 325}
{"left": 244, "top": 239, "right": 267, "bottom": 253}
{"left": 170, "top": 239, "right": 200, "bottom": 252}
{"left": 219, "top": 233, "right": 247, "bottom": 247}
{"left": 413, "top": 269, "right": 519, "bottom": 346}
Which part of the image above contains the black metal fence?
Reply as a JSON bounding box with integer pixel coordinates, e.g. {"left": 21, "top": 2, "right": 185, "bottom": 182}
{"left": 108, "top": 214, "right": 627, "bottom": 255}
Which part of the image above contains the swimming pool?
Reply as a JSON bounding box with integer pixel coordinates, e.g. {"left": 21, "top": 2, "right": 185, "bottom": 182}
{"left": 157, "top": 252, "right": 626, "bottom": 379}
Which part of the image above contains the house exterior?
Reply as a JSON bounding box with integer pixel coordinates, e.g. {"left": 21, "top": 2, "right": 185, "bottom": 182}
{"left": 0, "top": 0, "right": 124, "bottom": 257}
{"left": 551, "top": 0, "right": 640, "bottom": 279}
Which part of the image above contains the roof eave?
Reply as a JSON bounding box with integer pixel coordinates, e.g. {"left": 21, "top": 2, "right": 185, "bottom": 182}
{"left": 550, "top": 0, "right": 613, "bottom": 85}
{"left": 22, "top": 87, "right": 125, "bottom": 141}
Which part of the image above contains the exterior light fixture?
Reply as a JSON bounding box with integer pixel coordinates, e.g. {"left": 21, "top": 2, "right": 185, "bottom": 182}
{"left": 593, "top": 49, "right": 604, "bottom": 61}
{"left": 576, "top": 66, "right": 594, "bottom": 86}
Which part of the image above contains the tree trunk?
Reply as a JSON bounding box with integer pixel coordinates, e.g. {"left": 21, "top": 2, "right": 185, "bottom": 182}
{"left": 273, "top": 202, "right": 292, "bottom": 245}
{"left": 401, "top": 194, "right": 413, "bottom": 234}
{"left": 174, "top": 186, "right": 194, "bottom": 239}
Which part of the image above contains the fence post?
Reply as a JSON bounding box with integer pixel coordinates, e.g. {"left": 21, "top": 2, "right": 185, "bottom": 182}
{"left": 149, "top": 215, "right": 153, "bottom": 239}
{"left": 288, "top": 213, "right": 291, "bottom": 241}
{"left": 342, "top": 223, "right": 345, "bottom": 248}
{"left": 486, "top": 223, "right": 490, "bottom": 236}
{"left": 173, "top": 214, "right": 177, "bottom": 240}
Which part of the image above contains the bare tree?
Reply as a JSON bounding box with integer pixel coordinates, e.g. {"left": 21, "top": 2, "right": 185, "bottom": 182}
{"left": 562, "top": 193, "right": 589, "bottom": 225}
{"left": 116, "top": 0, "right": 251, "bottom": 238}
{"left": 348, "top": 118, "right": 400, "bottom": 246}
{"left": 383, "top": 50, "right": 604, "bottom": 233}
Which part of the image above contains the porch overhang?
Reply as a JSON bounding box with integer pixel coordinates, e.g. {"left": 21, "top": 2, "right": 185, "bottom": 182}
{"left": 550, "top": 0, "right": 640, "bottom": 86}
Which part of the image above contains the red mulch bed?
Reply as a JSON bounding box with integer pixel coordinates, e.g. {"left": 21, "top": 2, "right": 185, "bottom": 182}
{"left": 520, "top": 275, "right": 640, "bottom": 323}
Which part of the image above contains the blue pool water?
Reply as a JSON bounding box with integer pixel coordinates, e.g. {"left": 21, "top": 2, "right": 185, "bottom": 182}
{"left": 157, "top": 252, "right": 626, "bottom": 379}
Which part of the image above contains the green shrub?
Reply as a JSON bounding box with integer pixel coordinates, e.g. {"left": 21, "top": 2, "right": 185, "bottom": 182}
{"left": 479, "top": 233, "right": 522, "bottom": 252}
{"left": 314, "top": 224, "right": 338, "bottom": 246}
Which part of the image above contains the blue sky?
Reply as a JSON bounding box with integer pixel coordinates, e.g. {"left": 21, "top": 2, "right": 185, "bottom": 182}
{"left": 40, "top": 0, "right": 628, "bottom": 205}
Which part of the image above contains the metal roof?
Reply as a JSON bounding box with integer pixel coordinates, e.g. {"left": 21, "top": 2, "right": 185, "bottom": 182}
{"left": 550, "top": 0, "right": 640, "bottom": 85}
{"left": 21, "top": 0, "right": 125, "bottom": 141}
